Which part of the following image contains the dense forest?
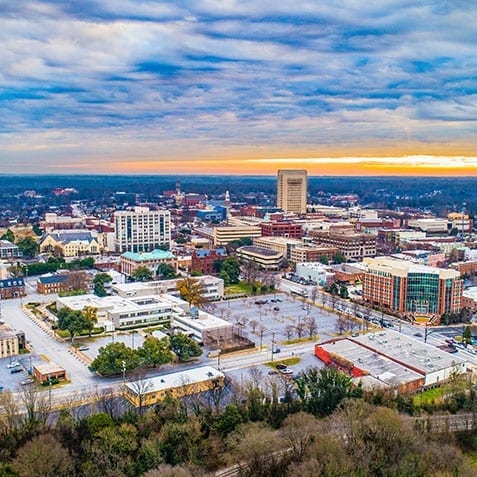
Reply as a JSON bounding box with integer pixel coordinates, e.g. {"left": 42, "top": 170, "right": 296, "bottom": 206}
{"left": 0, "top": 175, "right": 475, "bottom": 213}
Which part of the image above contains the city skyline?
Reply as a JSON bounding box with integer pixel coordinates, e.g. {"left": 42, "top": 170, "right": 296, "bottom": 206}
{"left": 1, "top": 1, "right": 477, "bottom": 175}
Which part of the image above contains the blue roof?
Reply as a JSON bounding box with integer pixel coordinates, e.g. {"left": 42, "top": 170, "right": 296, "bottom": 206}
{"left": 0, "top": 278, "right": 25, "bottom": 288}
{"left": 195, "top": 248, "right": 227, "bottom": 258}
{"left": 122, "top": 249, "right": 175, "bottom": 261}
{"left": 38, "top": 274, "right": 69, "bottom": 284}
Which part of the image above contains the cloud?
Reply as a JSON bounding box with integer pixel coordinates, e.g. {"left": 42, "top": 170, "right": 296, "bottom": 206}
{"left": 0, "top": 1, "right": 476, "bottom": 173}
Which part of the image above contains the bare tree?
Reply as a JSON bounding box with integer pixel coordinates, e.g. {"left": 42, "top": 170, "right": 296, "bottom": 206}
{"left": 305, "top": 315, "right": 318, "bottom": 339}
{"left": 0, "top": 390, "right": 21, "bottom": 434}
{"left": 21, "top": 386, "right": 51, "bottom": 430}
{"left": 64, "top": 270, "right": 88, "bottom": 292}
{"left": 295, "top": 318, "right": 306, "bottom": 339}
{"left": 311, "top": 287, "right": 318, "bottom": 304}
{"left": 285, "top": 324, "right": 295, "bottom": 341}
{"left": 94, "top": 386, "right": 126, "bottom": 419}
{"left": 127, "top": 370, "right": 152, "bottom": 415}
{"left": 335, "top": 314, "right": 349, "bottom": 335}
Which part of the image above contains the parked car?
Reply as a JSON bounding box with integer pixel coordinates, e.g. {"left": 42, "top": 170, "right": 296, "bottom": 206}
{"left": 276, "top": 364, "right": 287, "bottom": 370}
{"left": 78, "top": 346, "right": 89, "bottom": 351}
{"left": 7, "top": 361, "right": 20, "bottom": 369}
{"left": 21, "top": 378, "right": 34, "bottom": 385}
{"left": 280, "top": 368, "right": 294, "bottom": 375}
{"left": 10, "top": 368, "right": 22, "bottom": 374}
{"left": 414, "top": 332, "right": 423, "bottom": 337}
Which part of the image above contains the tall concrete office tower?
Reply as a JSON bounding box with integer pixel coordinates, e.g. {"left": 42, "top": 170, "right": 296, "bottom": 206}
{"left": 277, "top": 169, "right": 308, "bottom": 214}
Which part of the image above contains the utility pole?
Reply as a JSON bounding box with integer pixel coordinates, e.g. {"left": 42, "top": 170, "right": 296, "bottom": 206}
{"left": 259, "top": 328, "right": 264, "bottom": 351}
{"left": 271, "top": 332, "right": 275, "bottom": 361}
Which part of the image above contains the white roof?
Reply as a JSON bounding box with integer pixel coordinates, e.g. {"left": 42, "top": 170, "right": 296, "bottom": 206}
{"left": 125, "top": 365, "right": 223, "bottom": 395}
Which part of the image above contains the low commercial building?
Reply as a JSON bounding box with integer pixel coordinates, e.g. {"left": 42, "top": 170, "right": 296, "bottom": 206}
{"left": 236, "top": 246, "right": 283, "bottom": 270}
{"left": 290, "top": 245, "right": 338, "bottom": 263}
{"left": 190, "top": 248, "right": 227, "bottom": 275}
{"left": 407, "top": 218, "right": 449, "bottom": 235}
{"left": 253, "top": 236, "right": 302, "bottom": 260}
{"left": 260, "top": 221, "right": 303, "bottom": 239}
{"left": 462, "top": 287, "right": 477, "bottom": 311}
{"left": 212, "top": 225, "right": 261, "bottom": 246}
{"left": 309, "top": 230, "right": 376, "bottom": 261}
{"left": 37, "top": 273, "right": 70, "bottom": 294}
{"left": 112, "top": 275, "right": 224, "bottom": 301}
{"left": 172, "top": 310, "right": 233, "bottom": 344}
{"left": 295, "top": 262, "right": 334, "bottom": 286}
{"left": 315, "top": 330, "right": 468, "bottom": 391}
{"left": 124, "top": 366, "right": 224, "bottom": 407}
{"left": 56, "top": 293, "right": 188, "bottom": 330}
{"left": 33, "top": 363, "right": 66, "bottom": 383}
{"left": 363, "top": 257, "right": 463, "bottom": 316}
{"left": 451, "top": 261, "right": 477, "bottom": 276}
{"left": 331, "top": 263, "right": 366, "bottom": 284}
{"left": 0, "top": 328, "right": 20, "bottom": 358}
{"left": 0, "top": 277, "right": 26, "bottom": 299}
{"left": 120, "top": 249, "right": 177, "bottom": 277}
{"left": 0, "top": 240, "right": 21, "bottom": 260}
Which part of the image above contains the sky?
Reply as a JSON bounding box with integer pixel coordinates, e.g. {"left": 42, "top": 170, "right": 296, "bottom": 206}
{"left": 1, "top": 0, "right": 477, "bottom": 176}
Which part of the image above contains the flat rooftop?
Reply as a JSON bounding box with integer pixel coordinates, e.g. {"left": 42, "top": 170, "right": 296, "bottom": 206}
{"left": 125, "top": 365, "right": 223, "bottom": 395}
{"left": 320, "top": 339, "right": 423, "bottom": 387}
{"left": 57, "top": 293, "right": 186, "bottom": 314}
{"left": 173, "top": 311, "right": 231, "bottom": 331}
{"left": 351, "top": 329, "right": 466, "bottom": 373}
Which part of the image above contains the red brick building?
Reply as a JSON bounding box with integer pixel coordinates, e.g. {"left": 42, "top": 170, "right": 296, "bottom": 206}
{"left": 260, "top": 221, "right": 303, "bottom": 239}
{"left": 190, "top": 248, "right": 227, "bottom": 275}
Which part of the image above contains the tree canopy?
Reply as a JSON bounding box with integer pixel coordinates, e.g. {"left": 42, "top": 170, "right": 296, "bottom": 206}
{"left": 214, "top": 257, "right": 240, "bottom": 285}
{"left": 131, "top": 266, "right": 153, "bottom": 282}
{"left": 294, "top": 367, "right": 362, "bottom": 417}
{"left": 156, "top": 263, "right": 177, "bottom": 280}
{"left": 89, "top": 342, "right": 140, "bottom": 376}
{"left": 169, "top": 333, "right": 202, "bottom": 361}
{"left": 176, "top": 277, "right": 207, "bottom": 307}
{"left": 16, "top": 236, "right": 39, "bottom": 258}
{"left": 137, "top": 336, "right": 174, "bottom": 368}
{"left": 57, "top": 307, "right": 91, "bottom": 343}
{"left": 93, "top": 272, "right": 113, "bottom": 297}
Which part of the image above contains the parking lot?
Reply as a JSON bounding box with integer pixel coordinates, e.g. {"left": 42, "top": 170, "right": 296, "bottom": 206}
{"left": 207, "top": 292, "right": 346, "bottom": 351}
{"left": 0, "top": 353, "right": 46, "bottom": 391}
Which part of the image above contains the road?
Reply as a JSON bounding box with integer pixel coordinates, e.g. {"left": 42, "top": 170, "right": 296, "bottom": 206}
{"left": 2, "top": 276, "right": 477, "bottom": 409}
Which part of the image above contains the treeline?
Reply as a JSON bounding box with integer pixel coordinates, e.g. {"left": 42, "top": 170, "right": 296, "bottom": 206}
{"left": 0, "top": 367, "right": 476, "bottom": 476}
{"left": 24, "top": 256, "right": 95, "bottom": 276}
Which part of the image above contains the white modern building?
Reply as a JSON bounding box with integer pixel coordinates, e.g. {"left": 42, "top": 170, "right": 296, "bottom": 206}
{"left": 295, "top": 262, "right": 334, "bottom": 286}
{"left": 172, "top": 310, "right": 233, "bottom": 344}
{"left": 112, "top": 275, "right": 224, "bottom": 301}
{"left": 56, "top": 293, "right": 188, "bottom": 330}
{"left": 114, "top": 206, "right": 171, "bottom": 253}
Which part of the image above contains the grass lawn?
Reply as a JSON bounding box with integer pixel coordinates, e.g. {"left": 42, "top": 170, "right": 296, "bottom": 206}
{"left": 225, "top": 282, "right": 254, "bottom": 295}
{"left": 413, "top": 387, "right": 444, "bottom": 407}
{"left": 266, "top": 357, "right": 301, "bottom": 368}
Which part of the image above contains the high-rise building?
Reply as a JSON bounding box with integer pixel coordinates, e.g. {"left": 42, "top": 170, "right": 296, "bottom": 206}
{"left": 277, "top": 169, "right": 307, "bottom": 214}
{"left": 114, "top": 207, "right": 171, "bottom": 253}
